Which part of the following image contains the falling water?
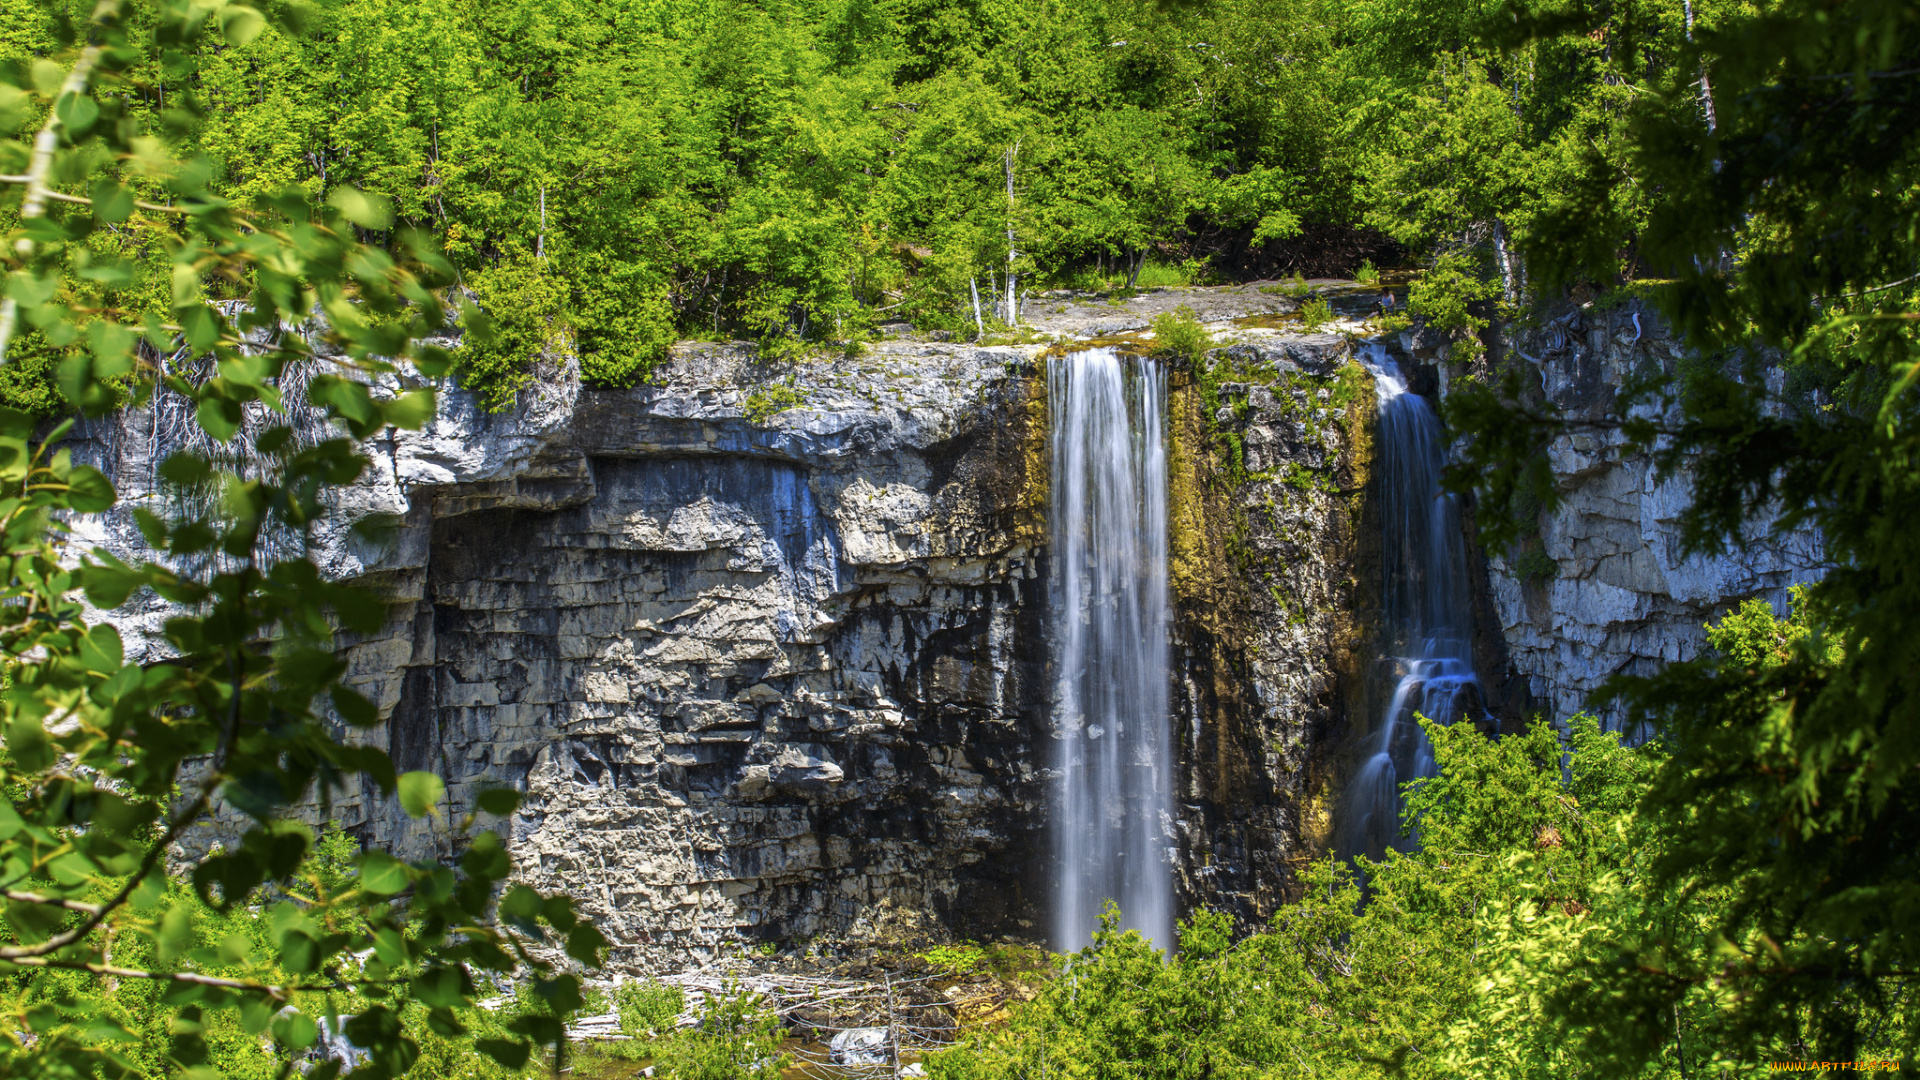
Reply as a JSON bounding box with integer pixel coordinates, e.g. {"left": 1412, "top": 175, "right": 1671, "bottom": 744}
{"left": 1049, "top": 347, "right": 1174, "bottom": 953}
{"left": 1340, "top": 341, "right": 1486, "bottom": 862}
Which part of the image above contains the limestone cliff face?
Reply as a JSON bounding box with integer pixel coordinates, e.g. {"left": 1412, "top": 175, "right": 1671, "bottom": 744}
{"left": 75, "top": 340, "right": 1058, "bottom": 967}
{"left": 86, "top": 280, "right": 1774, "bottom": 965}
{"left": 1395, "top": 302, "right": 1827, "bottom": 723}
{"left": 1162, "top": 335, "right": 1376, "bottom": 927}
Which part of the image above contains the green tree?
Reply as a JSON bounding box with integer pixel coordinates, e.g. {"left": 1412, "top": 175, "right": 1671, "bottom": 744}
{"left": 928, "top": 715, "right": 1709, "bottom": 1079}
{"left": 0, "top": 3, "right": 601, "bottom": 1075}
{"left": 1451, "top": 0, "right": 1920, "bottom": 1064}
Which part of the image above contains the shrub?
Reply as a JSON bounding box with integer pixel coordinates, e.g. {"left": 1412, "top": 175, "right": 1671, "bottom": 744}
{"left": 1512, "top": 547, "right": 1558, "bottom": 582}
{"left": 647, "top": 984, "right": 787, "bottom": 1080}
{"left": 1299, "top": 296, "right": 1333, "bottom": 331}
{"left": 616, "top": 980, "right": 686, "bottom": 1040}
{"left": 1150, "top": 304, "right": 1211, "bottom": 365}
{"left": 743, "top": 384, "right": 805, "bottom": 423}
{"left": 1354, "top": 259, "right": 1380, "bottom": 284}
{"left": 570, "top": 251, "right": 675, "bottom": 389}
{"left": 458, "top": 253, "right": 570, "bottom": 412}
{"left": 1407, "top": 251, "right": 1497, "bottom": 360}
{"left": 918, "top": 943, "right": 988, "bottom": 975}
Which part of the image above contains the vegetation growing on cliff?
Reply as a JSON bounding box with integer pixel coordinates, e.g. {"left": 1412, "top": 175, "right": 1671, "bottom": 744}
{"left": 928, "top": 713, "right": 1770, "bottom": 1078}
{"left": 932, "top": 612, "right": 1917, "bottom": 1073}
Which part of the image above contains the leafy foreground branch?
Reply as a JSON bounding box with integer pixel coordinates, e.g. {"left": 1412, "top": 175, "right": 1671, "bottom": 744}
{"left": 0, "top": 3, "right": 602, "bottom": 1077}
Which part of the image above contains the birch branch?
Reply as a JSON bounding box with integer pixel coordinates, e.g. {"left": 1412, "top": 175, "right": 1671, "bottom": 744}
{"left": 0, "top": 44, "right": 105, "bottom": 364}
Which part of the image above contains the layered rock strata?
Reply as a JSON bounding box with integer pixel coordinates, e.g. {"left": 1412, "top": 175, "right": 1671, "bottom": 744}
{"left": 1161, "top": 334, "right": 1377, "bottom": 926}
{"left": 69, "top": 280, "right": 1802, "bottom": 967}
{"left": 64, "top": 277, "right": 1382, "bottom": 965}
{"left": 1393, "top": 301, "right": 1827, "bottom": 723}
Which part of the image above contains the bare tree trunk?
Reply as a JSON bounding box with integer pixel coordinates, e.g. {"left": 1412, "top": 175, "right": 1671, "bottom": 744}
{"left": 886, "top": 975, "right": 900, "bottom": 1079}
{"left": 1683, "top": 1, "right": 1718, "bottom": 133}
{"left": 1493, "top": 220, "right": 1518, "bottom": 303}
{"left": 970, "top": 276, "right": 985, "bottom": 338}
{"left": 1005, "top": 139, "right": 1021, "bottom": 324}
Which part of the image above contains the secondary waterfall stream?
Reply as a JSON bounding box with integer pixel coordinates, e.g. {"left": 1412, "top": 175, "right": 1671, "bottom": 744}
{"left": 1341, "top": 341, "right": 1486, "bottom": 861}
{"left": 1049, "top": 347, "right": 1174, "bottom": 952}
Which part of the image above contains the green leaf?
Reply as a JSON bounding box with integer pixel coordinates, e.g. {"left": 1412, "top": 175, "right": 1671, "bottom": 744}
{"left": 66, "top": 465, "right": 116, "bottom": 512}
{"left": 272, "top": 1010, "right": 317, "bottom": 1051}
{"left": 462, "top": 830, "right": 511, "bottom": 880}
{"left": 196, "top": 396, "right": 241, "bottom": 441}
{"left": 330, "top": 685, "right": 381, "bottom": 727}
{"left": 327, "top": 186, "right": 393, "bottom": 230}
{"left": 542, "top": 895, "right": 578, "bottom": 933}
{"left": 279, "top": 929, "right": 318, "bottom": 973}
{"left": 358, "top": 850, "right": 410, "bottom": 896}
{"left": 566, "top": 922, "right": 608, "bottom": 967}
{"left": 8, "top": 711, "right": 50, "bottom": 772}
{"left": 382, "top": 387, "right": 436, "bottom": 430}
{"left": 474, "top": 787, "right": 521, "bottom": 816}
{"left": 238, "top": 993, "right": 276, "bottom": 1035}
{"left": 29, "top": 60, "right": 63, "bottom": 99}
{"left": 220, "top": 5, "right": 266, "bottom": 46}
{"left": 0, "top": 800, "right": 26, "bottom": 840}
{"left": 157, "top": 452, "right": 211, "bottom": 487}
{"left": 179, "top": 305, "right": 220, "bottom": 351}
{"left": 411, "top": 965, "right": 470, "bottom": 1009}
{"left": 78, "top": 623, "right": 123, "bottom": 673}
{"left": 475, "top": 1039, "right": 531, "bottom": 1069}
{"left": 397, "top": 771, "right": 445, "bottom": 819}
{"left": 425, "top": 1007, "right": 467, "bottom": 1037}
{"left": 91, "top": 179, "right": 133, "bottom": 223}
{"left": 373, "top": 926, "right": 409, "bottom": 967}
{"left": 53, "top": 91, "right": 98, "bottom": 137}
{"left": 87, "top": 319, "right": 136, "bottom": 378}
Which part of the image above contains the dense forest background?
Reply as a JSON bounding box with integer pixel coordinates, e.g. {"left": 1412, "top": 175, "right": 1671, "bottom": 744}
{"left": 0, "top": 0, "right": 1720, "bottom": 408}
{"left": 4, "top": 0, "right": 1919, "bottom": 1075}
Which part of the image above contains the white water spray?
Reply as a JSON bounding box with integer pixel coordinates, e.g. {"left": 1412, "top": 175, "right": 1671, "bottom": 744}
{"left": 1341, "top": 342, "right": 1486, "bottom": 861}
{"left": 1049, "top": 347, "right": 1174, "bottom": 952}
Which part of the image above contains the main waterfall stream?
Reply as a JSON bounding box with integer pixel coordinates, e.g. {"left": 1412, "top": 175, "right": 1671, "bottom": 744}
{"left": 1341, "top": 341, "right": 1486, "bottom": 861}
{"left": 1049, "top": 347, "right": 1174, "bottom": 952}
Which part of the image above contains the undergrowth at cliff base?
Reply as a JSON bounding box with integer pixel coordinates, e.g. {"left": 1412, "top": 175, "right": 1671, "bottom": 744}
{"left": 926, "top": 596, "right": 1917, "bottom": 1076}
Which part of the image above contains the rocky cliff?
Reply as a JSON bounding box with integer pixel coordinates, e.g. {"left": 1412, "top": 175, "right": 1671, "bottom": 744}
{"left": 1393, "top": 300, "right": 1828, "bottom": 724}
{"left": 69, "top": 284, "right": 1386, "bottom": 965}
{"left": 66, "top": 284, "right": 1808, "bottom": 968}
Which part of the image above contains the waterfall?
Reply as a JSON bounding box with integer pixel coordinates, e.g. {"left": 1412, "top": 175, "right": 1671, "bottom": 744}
{"left": 1341, "top": 341, "right": 1486, "bottom": 862}
{"left": 1049, "top": 347, "right": 1174, "bottom": 952}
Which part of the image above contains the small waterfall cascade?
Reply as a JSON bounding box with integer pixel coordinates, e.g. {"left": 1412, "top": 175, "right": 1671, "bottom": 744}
{"left": 1341, "top": 341, "right": 1486, "bottom": 862}
{"left": 1048, "top": 347, "right": 1174, "bottom": 952}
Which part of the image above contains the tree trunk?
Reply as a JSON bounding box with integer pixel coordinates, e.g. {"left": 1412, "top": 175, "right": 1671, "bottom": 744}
{"left": 1005, "top": 140, "right": 1021, "bottom": 324}
{"left": 1493, "top": 220, "right": 1518, "bottom": 303}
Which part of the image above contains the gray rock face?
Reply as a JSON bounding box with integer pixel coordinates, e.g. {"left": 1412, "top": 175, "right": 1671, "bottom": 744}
{"left": 1161, "top": 345, "right": 1375, "bottom": 924}
{"left": 75, "top": 339, "right": 1055, "bottom": 966}
{"left": 1401, "top": 303, "right": 1827, "bottom": 723}
{"left": 62, "top": 283, "right": 1806, "bottom": 967}
{"left": 64, "top": 285, "right": 1380, "bottom": 964}
{"left": 829, "top": 1027, "right": 891, "bottom": 1065}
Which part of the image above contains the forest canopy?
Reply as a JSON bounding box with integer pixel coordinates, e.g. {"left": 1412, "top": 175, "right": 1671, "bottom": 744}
{"left": 0, "top": 0, "right": 1719, "bottom": 408}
